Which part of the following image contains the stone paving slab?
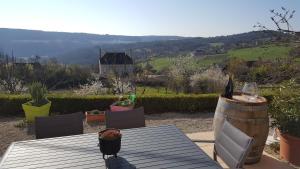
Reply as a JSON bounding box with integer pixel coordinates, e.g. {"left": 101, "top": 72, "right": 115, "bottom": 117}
{"left": 186, "top": 131, "right": 297, "bottom": 169}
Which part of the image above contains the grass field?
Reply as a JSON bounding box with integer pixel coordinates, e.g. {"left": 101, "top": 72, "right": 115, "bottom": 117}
{"left": 227, "top": 44, "right": 292, "bottom": 61}
{"left": 148, "top": 57, "right": 174, "bottom": 71}
{"left": 148, "top": 54, "right": 227, "bottom": 72}
{"left": 195, "top": 54, "right": 227, "bottom": 66}
{"left": 147, "top": 43, "right": 293, "bottom": 71}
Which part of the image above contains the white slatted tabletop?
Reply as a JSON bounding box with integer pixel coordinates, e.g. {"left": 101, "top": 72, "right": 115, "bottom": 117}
{"left": 0, "top": 125, "right": 222, "bottom": 169}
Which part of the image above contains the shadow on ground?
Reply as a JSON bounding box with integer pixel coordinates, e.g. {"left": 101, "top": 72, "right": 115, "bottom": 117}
{"left": 245, "top": 154, "right": 296, "bottom": 169}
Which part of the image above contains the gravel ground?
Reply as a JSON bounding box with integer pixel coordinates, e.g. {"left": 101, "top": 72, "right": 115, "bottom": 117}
{"left": 0, "top": 112, "right": 214, "bottom": 157}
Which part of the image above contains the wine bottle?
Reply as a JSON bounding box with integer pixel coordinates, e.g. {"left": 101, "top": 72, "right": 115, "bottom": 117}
{"left": 224, "top": 76, "right": 234, "bottom": 99}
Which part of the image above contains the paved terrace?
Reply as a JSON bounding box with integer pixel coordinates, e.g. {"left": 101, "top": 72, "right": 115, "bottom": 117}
{"left": 186, "top": 131, "right": 298, "bottom": 169}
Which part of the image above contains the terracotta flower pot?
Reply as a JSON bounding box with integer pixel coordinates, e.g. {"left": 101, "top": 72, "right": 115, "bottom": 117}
{"left": 110, "top": 101, "right": 134, "bottom": 112}
{"left": 85, "top": 110, "right": 105, "bottom": 123}
{"left": 279, "top": 130, "right": 300, "bottom": 166}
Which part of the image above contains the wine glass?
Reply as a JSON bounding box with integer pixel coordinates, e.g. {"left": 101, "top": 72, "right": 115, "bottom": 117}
{"left": 242, "top": 82, "right": 258, "bottom": 101}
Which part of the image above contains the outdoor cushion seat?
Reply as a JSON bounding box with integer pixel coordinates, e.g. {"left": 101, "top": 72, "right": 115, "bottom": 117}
{"left": 214, "top": 120, "right": 254, "bottom": 169}
{"left": 35, "top": 112, "right": 84, "bottom": 139}
{"left": 105, "top": 107, "right": 145, "bottom": 129}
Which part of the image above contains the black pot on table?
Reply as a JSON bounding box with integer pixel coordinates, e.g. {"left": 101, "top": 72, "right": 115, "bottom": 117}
{"left": 99, "top": 136, "right": 121, "bottom": 159}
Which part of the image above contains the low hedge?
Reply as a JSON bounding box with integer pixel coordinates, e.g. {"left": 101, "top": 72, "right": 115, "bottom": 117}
{"left": 0, "top": 94, "right": 274, "bottom": 116}
{"left": 0, "top": 95, "right": 30, "bottom": 116}
{"left": 137, "top": 94, "right": 219, "bottom": 113}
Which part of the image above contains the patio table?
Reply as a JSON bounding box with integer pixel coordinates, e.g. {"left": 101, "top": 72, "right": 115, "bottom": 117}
{"left": 0, "top": 125, "right": 222, "bottom": 169}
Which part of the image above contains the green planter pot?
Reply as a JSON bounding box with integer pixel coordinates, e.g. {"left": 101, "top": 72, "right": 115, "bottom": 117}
{"left": 22, "top": 101, "right": 51, "bottom": 123}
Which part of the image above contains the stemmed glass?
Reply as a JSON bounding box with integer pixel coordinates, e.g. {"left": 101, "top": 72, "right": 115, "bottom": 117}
{"left": 242, "top": 82, "right": 258, "bottom": 102}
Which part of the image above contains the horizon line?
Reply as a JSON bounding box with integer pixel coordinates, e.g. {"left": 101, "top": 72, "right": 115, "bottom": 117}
{"left": 0, "top": 27, "right": 262, "bottom": 38}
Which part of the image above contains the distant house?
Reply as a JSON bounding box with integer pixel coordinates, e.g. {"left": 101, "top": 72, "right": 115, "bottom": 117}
{"left": 99, "top": 52, "right": 134, "bottom": 77}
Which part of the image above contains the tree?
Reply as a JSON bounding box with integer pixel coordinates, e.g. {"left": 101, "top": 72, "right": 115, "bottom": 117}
{"left": 0, "top": 54, "right": 25, "bottom": 93}
{"left": 144, "top": 62, "right": 156, "bottom": 74}
{"left": 254, "top": 7, "right": 296, "bottom": 34}
{"left": 0, "top": 55, "right": 94, "bottom": 92}
{"left": 167, "top": 56, "right": 193, "bottom": 94}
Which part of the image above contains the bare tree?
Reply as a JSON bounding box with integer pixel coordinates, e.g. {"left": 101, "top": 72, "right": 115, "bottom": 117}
{"left": 0, "top": 54, "right": 24, "bottom": 93}
{"left": 254, "top": 7, "right": 296, "bottom": 34}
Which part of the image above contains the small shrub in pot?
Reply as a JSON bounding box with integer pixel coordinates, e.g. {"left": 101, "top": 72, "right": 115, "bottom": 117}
{"left": 22, "top": 82, "right": 51, "bottom": 122}
{"left": 268, "top": 79, "right": 300, "bottom": 166}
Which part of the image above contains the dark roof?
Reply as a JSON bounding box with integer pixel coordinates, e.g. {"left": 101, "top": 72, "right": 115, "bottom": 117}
{"left": 100, "top": 52, "right": 133, "bottom": 65}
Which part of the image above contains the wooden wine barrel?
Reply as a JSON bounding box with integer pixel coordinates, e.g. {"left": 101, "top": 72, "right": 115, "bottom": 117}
{"left": 213, "top": 94, "right": 269, "bottom": 164}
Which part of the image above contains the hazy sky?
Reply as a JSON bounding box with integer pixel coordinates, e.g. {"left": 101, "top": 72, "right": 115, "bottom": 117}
{"left": 0, "top": 0, "right": 299, "bottom": 37}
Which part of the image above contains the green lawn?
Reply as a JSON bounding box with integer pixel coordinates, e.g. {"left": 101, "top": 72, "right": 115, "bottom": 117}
{"left": 45, "top": 86, "right": 178, "bottom": 96}
{"left": 135, "top": 86, "right": 178, "bottom": 95}
{"left": 0, "top": 84, "right": 186, "bottom": 97}
{"left": 227, "top": 44, "right": 292, "bottom": 61}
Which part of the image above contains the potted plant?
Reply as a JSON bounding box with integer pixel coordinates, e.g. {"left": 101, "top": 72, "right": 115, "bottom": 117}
{"left": 22, "top": 82, "right": 51, "bottom": 123}
{"left": 110, "top": 94, "right": 136, "bottom": 112}
{"left": 269, "top": 79, "right": 300, "bottom": 166}
{"left": 98, "top": 129, "right": 122, "bottom": 159}
{"left": 85, "top": 110, "right": 105, "bottom": 122}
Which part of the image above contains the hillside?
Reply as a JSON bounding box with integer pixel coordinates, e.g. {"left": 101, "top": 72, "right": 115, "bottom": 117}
{"left": 228, "top": 44, "right": 292, "bottom": 60}
{"left": 58, "top": 31, "right": 284, "bottom": 64}
{"left": 143, "top": 54, "right": 227, "bottom": 72}
{"left": 146, "top": 43, "right": 293, "bottom": 72}
{"left": 0, "top": 28, "right": 184, "bottom": 57}
{"left": 0, "top": 28, "right": 285, "bottom": 64}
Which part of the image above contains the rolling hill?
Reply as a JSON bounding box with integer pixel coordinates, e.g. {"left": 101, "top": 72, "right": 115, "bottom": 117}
{"left": 57, "top": 31, "right": 284, "bottom": 64}
{"left": 0, "top": 28, "right": 285, "bottom": 64}
{"left": 0, "top": 28, "right": 184, "bottom": 58}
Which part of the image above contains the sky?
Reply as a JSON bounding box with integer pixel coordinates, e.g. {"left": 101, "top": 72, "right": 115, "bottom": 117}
{"left": 0, "top": 0, "right": 300, "bottom": 37}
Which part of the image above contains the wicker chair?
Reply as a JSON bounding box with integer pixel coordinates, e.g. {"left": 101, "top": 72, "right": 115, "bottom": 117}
{"left": 105, "top": 107, "right": 145, "bottom": 129}
{"left": 35, "top": 112, "right": 84, "bottom": 139}
{"left": 214, "top": 120, "right": 254, "bottom": 169}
